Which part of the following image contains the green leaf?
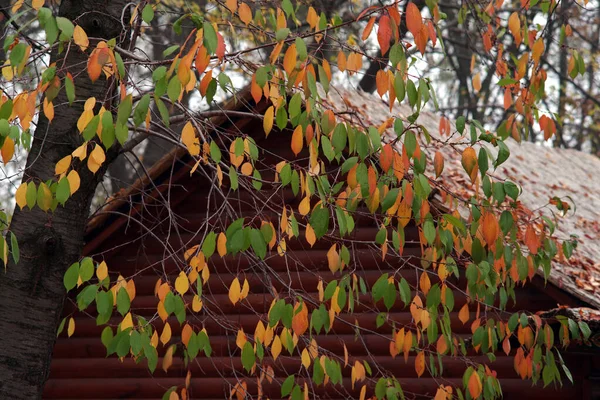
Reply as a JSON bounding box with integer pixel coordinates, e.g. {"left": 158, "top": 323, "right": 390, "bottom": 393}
{"left": 203, "top": 21, "right": 218, "bottom": 54}
{"left": 142, "top": 4, "right": 154, "bottom": 23}
{"left": 162, "top": 45, "right": 179, "bottom": 58}
{"left": 202, "top": 231, "right": 217, "bottom": 258}
{"left": 154, "top": 96, "right": 170, "bottom": 127}
{"left": 56, "top": 317, "right": 66, "bottom": 337}
{"left": 63, "top": 262, "right": 79, "bottom": 291}
{"left": 456, "top": 116, "right": 466, "bottom": 134}
{"left": 56, "top": 177, "right": 71, "bottom": 205}
{"left": 495, "top": 141, "right": 510, "bottom": 168}
{"left": 281, "top": 376, "right": 295, "bottom": 397}
{"left": 117, "top": 287, "right": 131, "bottom": 316}
{"left": 79, "top": 257, "right": 94, "bottom": 283}
{"left": 241, "top": 341, "right": 255, "bottom": 372}
{"left": 26, "top": 182, "right": 37, "bottom": 209}
{"left": 167, "top": 76, "right": 181, "bottom": 102}
{"left": 295, "top": 37, "right": 307, "bottom": 61}
{"left": 309, "top": 205, "right": 329, "bottom": 239}
{"left": 133, "top": 94, "right": 151, "bottom": 127}
{"left": 117, "top": 95, "right": 132, "bottom": 125}
{"left": 56, "top": 17, "right": 74, "bottom": 39}
{"left": 9, "top": 43, "right": 26, "bottom": 67}
{"left": 10, "top": 232, "right": 19, "bottom": 264}
{"left": 96, "top": 290, "right": 113, "bottom": 316}
{"left": 229, "top": 165, "right": 239, "bottom": 190}
{"left": 275, "top": 28, "right": 290, "bottom": 41}
{"left": 250, "top": 229, "right": 267, "bottom": 259}
{"left": 209, "top": 141, "right": 221, "bottom": 163}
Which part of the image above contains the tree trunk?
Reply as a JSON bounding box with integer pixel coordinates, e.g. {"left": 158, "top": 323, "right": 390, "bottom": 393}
{"left": 0, "top": 1, "right": 129, "bottom": 398}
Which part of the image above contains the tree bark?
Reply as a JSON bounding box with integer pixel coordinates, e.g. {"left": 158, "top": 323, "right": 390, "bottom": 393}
{"left": 0, "top": 1, "right": 129, "bottom": 398}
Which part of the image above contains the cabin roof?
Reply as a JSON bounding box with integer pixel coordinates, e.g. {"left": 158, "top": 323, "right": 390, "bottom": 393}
{"left": 87, "top": 86, "right": 600, "bottom": 309}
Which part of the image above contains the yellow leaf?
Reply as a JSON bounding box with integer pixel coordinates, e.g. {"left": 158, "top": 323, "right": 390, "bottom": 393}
{"left": 151, "top": 330, "right": 158, "bottom": 347}
{"left": 298, "top": 196, "right": 310, "bottom": 216}
{"left": 359, "top": 385, "right": 367, "bottom": 400}
{"left": 1, "top": 137, "right": 15, "bottom": 164}
{"left": 43, "top": 98, "right": 54, "bottom": 122}
{"left": 162, "top": 345, "right": 174, "bottom": 372}
{"left": 182, "top": 121, "right": 200, "bottom": 156}
{"left": 67, "top": 317, "right": 75, "bottom": 337}
{"left": 67, "top": 170, "right": 80, "bottom": 194}
{"left": 161, "top": 322, "right": 172, "bottom": 345}
{"left": 263, "top": 106, "right": 274, "bottom": 136}
{"left": 73, "top": 25, "right": 89, "bottom": 51}
{"left": 121, "top": 312, "right": 133, "bottom": 330}
{"left": 84, "top": 97, "right": 96, "bottom": 111}
{"left": 327, "top": 244, "right": 340, "bottom": 273}
{"left": 229, "top": 277, "right": 241, "bottom": 305}
{"left": 11, "top": 0, "right": 24, "bottom": 13}
{"left": 32, "top": 0, "right": 44, "bottom": 10}
{"left": 277, "top": 239, "right": 286, "bottom": 256}
{"left": 175, "top": 271, "right": 189, "bottom": 295}
{"left": 241, "top": 278, "right": 249, "bottom": 299}
{"left": 96, "top": 261, "right": 108, "bottom": 281}
{"left": 72, "top": 143, "right": 87, "bottom": 159}
{"left": 87, "top": 144, "right": 105, "bottom": 174}
{"left": 37, "top": 183, "right": 52, "bottom": 211}
{"left": 305, "top": 224, "right": 316, "bottom": 247}
{"left": 192, "top": 295, "right": 203, "bottom": 312}
{"left": 15, "top": 183, "right": 27, "bottom": 210}
{"left": 301, "top": 348, "right": 311, "bottom": 368}
{"left": 291, "top": 125, "right": 303, "bottom": 156}
{"left": 236, "top": 329, "right": 247, "bottom": 349}
{"left": 55, "top": 155, "right": 72, "bottom": 175}
{"left": 238, "top": 2, "right": 252, "bottom": 25}
{"left": 271, "top": 335, "right": 282, "bottom": 360}
{"left": 217, "top": 233, "right": 227, "bottom": 256}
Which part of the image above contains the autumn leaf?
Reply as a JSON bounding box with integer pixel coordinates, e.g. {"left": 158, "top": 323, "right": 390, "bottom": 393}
{"left": 406, "top": 2, "right": 423, "bottom": 38}
{"left": 229, "top": 277, "right": 242, "bottom": 304}
{"left": 377, "top": 15, "right": 392, "bottom": 56}
{"left": 263, "top": 106, "right": 274, "bottom": 136}
{"left": 415, "top": 350, "right": 425, "bottom": 377}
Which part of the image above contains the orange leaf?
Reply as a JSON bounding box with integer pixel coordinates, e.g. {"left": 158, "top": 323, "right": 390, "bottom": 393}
{"left": 380, "top": 143, "right": 393, "bottom": 173}
{"left": 238, "top": 2, "right": 252, "bottom": 25}
{"left": 291, "top": 125, "right": 303, "bottom": 156}
{"left": 406, "top": 2, "right": 423, "bottom": 38}
{"left": 468, "top": 371, "right": 482, "bottom": 399}
{"left": 282, "top": 44, "right": 297, "bottom": 76}
{"left": 434, "top": 151, "right": 444, "bottom": 178}
{"left": 461, "top": 147, "right": 478, "bottom": 182}
{"left": 458, "top": 303, "right": 470, "bottom": 324}
{"left": 362, "top": 16, "right": 376, "bottom": 41}
{"left": 292, "top": 302, "right": 309, "bottom": 336}
{"left": 508, "top": 12, "right": 521, "bottom": 46}
{"left": 377, "top": 15, "right": 392, "bottom": 56}
{"left": 481, "top": 212, "right": 499, "bottom": 247}
{"left": 472, "top": 72, "right": 481, "bottom": 92}
{"left": 415, "top": 350, "right": 425, "bottom": 377}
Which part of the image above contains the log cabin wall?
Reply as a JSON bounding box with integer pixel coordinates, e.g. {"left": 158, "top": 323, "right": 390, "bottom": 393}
{"left": 44, "top": 117, "right": 599, "bottom": 399}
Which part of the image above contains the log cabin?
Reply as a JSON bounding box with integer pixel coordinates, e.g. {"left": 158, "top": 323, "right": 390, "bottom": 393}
{"left": 43, "top": 87, "right": 600, "bottom": 399}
